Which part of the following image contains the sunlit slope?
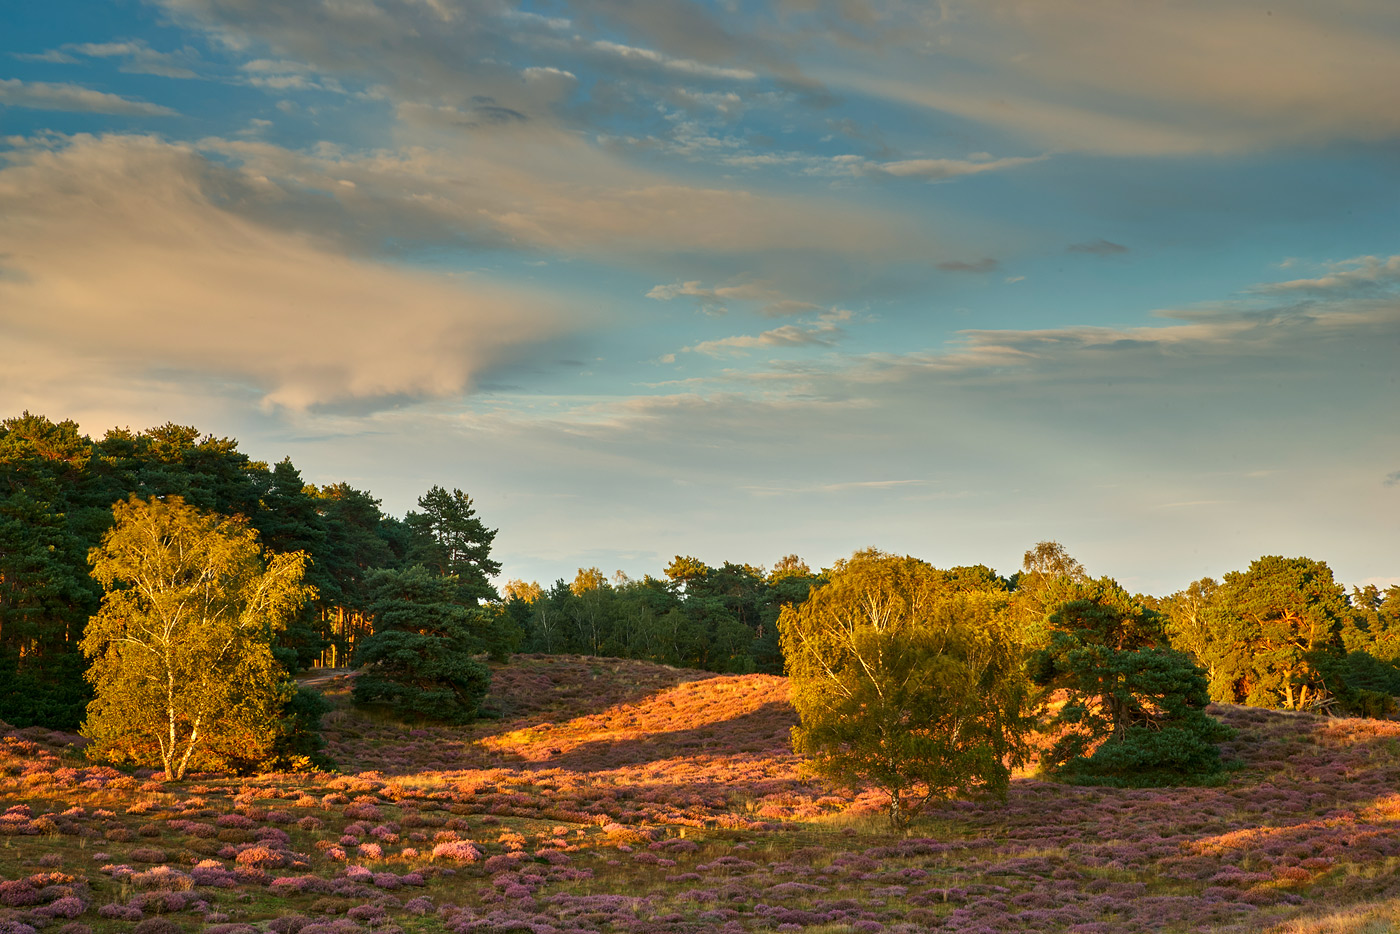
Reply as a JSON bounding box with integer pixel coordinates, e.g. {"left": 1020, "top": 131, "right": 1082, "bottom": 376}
{"left": 6, "top": 656, "right": 1400, "bottom": 932}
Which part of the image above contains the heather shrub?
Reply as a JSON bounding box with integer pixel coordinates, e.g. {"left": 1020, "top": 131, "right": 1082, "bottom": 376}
{"left": 130, "top": 867, "right": 193, "bottom": 891}
{"left": 432, "top": 840, "right": 483, "bottom": 862}
{"left": 129, "top": 847, "right": 168, "bottom": 863}
{"left": 235, "top": 846, "right": 287, "bottom": 868}
{"left": 216, "top": 814, "right": 255, "bottom": 830}
{"left": 132, "top": 920, "right": 183, "bottom": 934}
{"left": 346, "top": 905, "right": 385, "bottom": 923}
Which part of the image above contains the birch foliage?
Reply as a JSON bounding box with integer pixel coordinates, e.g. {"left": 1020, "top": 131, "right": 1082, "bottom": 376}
{"left": 779, "top": 550, "right": 1033, "bottom": 828}
{"left": 81, "top": 496, "right": 312, "bottom": 780}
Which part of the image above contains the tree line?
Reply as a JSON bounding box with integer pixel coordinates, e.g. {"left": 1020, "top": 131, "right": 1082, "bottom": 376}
{"left": 6, "top": 410, "right": 1400, "bottom": 800}
{"left": 497, "top": 556, "right": 821, "bottom": 675}
{"left": 0, "top": 412, "right": 511, "bottom": 729}
{"left": 0, "top": 412, "right": 815, "bottom": 742}
{"left": 1158, "top": 557, "right": 1400, "bottom": 716}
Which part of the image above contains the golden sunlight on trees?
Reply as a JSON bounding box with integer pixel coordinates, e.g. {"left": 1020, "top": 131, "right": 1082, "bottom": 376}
{"left": 779, "top": 549, "right": 1034, "bottom": 828}
{"left": 1012, "top": 540, "right": 1090, "bottom": 646}
{"left": 501, "top": 579, "right": 543, "bottom": 603}
{"left": 571, "top": 567, "right": 607, "bottom": 595}
{"left": 81, "top": 496, "right": 312, "bottom": 780}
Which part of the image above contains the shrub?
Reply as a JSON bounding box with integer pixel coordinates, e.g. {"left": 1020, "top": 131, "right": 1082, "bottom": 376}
{"left": 431, "top": 840, "right": 483, "bottom": 862}
{"left": 132, "top": 919, "right": 182, "bottom": 934}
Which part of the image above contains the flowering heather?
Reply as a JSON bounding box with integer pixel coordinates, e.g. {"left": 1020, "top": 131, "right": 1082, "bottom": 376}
{"left": 8, "top": 660, "right": 1400, "bottom": 933}
{"left": 431, "top": 840, "right": 483, "bottom": 862}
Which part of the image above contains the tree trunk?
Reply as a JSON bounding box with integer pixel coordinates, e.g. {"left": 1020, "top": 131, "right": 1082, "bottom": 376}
{"left": 888, "top": 791, "right": 903, "bottom": 829}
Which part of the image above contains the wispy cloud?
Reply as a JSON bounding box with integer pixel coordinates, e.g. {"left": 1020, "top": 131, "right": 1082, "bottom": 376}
{"left": 938, "top": 258, "right": 999, "bottom": 273}
{"left": 1254, "top": 254, "right": 1400, "bottom": 295}
{"left": 0, "top": 79, "right": 175, "bottom": 115}
{"left": 12, "top": 50, "right": 80, "bottom": 64}
{"left": 63, "top": 40, "right": 201, "bottom": 79}
{"left": 1068, "top": 239, "right": 1128, "bottom": 255}
{"left": 585, "top": 39, "right": 757, "bottom": 81}
{"left": 683, "top": 320, "right": 844, "bottom": 356}
{"left": 821, "top": 1, "right": 1400, "bottom": 155}
{"left": 195, "top": 133, "right": 915, "bottom": 260}
{"left": 646, "top": 279, "right": 820, "bottom": 317}
{"left": 868, "top": 154, "right": 1044, "bottom": 181}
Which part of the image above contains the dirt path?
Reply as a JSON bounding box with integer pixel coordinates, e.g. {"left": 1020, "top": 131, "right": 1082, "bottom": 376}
{"left": 296, "top": 667, "right": 357, "bottom": 687}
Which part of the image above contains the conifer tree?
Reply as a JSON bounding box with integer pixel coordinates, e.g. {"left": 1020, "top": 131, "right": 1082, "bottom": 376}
{"left": 352, "top": 565, "right": 492, "bottom": 722}
{"left": 1032, "top": 585, "right": 1231, "bottom": 786}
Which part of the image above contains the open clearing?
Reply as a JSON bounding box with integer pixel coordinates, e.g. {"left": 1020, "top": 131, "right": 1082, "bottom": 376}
{"left": 6, "top": 655, "right": 1400, "bottom": 933}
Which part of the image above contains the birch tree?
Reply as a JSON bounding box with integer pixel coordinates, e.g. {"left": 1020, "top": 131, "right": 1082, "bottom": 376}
{"left": 81, "top": 496, "right": 311, "bottom": 780}
{"left": 779, "top": 550, "right": 1033, "bottom": 828}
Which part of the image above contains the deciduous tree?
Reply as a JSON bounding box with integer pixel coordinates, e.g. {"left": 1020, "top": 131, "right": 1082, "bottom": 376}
{"left": 780, "top": 550, "right": 1033, "bottom": 828}
{"left": 81, "top": 496, "right": 312, "bottom": 780}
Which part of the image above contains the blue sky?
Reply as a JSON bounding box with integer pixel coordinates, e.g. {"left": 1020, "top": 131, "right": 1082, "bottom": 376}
{"left": 2, "top": 0, "right": 1397, "bottom": 595}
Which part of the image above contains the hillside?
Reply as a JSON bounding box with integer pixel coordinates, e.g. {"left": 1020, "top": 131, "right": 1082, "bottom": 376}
{"left": 5, "top": 655, "right": 1400, "bottom": 933}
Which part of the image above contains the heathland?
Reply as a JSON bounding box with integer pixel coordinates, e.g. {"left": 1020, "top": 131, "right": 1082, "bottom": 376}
{"left": 8, "top": 412, "right": 1400, "bottom": 934}
{"left": 6, "top": 655, "right": 1400, "bottom": 934}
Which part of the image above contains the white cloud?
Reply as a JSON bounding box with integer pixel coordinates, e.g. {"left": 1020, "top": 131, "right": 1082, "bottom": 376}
{"left": 0, "top": 79, "right": 176, "bottom": 116}
{"left": 869, "top": 154, "right": 1045, "bottom": 180}
{"left": 0, "top": 134, "right": 566, "bottom": 412}
{"left": 1254, "top": 254, "right": 1400, "bottom": 294}
{"left": 64, "top": 40, "right": 201, "bottom": 79}
{"left": 12, "top": 50, "right": 80, "bottom": 64}
{"left": 586, "top": 39, "right": 757, "bottom": 81}
{"left": 194, "top": 132, "right": 914, "bottom": 260}
{"left": 820, "top": 0, "right": 1400, "bottom": 155}
{"left": 646, "top": 279, "right": 822, "bottom": 316}
{"left": 684, "top": 321, "right": 843, "bottom": 355}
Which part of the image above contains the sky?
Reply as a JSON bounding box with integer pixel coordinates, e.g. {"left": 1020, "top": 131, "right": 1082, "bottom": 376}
{"left": 2, "top": 0, "right": 1397, "bottom": 596}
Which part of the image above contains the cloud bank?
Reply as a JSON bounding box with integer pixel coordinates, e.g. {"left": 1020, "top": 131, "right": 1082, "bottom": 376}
{"left": 0, "top": 134, "right": 564, "bottom": 412}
